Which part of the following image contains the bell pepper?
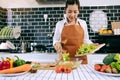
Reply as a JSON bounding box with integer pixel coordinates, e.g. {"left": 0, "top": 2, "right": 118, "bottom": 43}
{"left": 0, "top": 61, "right": 3, "bottom": 70}
{"left": 13, "top": 55, "right": 26, "bottom": 67}
{"left": 0, "top": 57, "right": 10, "bottom": 70}
{"left": 6, "top": 57, "right": 14, "bottom": 68}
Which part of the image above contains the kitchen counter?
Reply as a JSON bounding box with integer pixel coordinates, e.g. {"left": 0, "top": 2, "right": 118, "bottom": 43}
{"left": 0, "top": 52, "right": 107, "bottom": 64}
{"left": 0, "top": 53, "right": 119, "bottom": 80}
{"left": 0, "top": 52, "right": 58, "bottom": 63}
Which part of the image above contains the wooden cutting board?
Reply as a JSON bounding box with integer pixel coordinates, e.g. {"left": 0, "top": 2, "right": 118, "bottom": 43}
{"left": 75, "top": 43, "right": 105, "bottom": 57}
{"left": 36, "top": 66, "right": 56, "bottom": 70}
{"left": 32, "top": 63, "right": 56, "bottom": 70}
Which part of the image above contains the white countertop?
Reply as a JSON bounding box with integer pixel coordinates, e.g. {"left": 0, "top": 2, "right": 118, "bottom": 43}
{"left": 0, "top": 52, "right": 58, "bottom": 63}
{"left": 0, "top": 52, "right": 107, "bottom": 64}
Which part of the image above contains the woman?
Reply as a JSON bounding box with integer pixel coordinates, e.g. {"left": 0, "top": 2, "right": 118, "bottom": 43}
{"left": 53, "top": 0, "right": 94, "bottom": 64}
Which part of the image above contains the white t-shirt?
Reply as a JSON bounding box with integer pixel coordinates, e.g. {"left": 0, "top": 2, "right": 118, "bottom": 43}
{"left": 53, "top": 18, "right": 93, "bottom": 46}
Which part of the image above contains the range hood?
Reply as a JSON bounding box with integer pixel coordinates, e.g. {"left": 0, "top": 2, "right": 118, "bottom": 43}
{"left": 36, "top": 0, "right": 65, "bottom": 4}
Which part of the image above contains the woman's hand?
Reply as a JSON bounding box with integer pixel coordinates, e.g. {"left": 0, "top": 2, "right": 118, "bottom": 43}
{"left": 54, "top": 42, "right": 63, "bottom": 61}
{"left": 54, "top": 42, "right": 63, "bottom": 53}
{"left": 93, "top": 43, "right": 99, "bottom": 46}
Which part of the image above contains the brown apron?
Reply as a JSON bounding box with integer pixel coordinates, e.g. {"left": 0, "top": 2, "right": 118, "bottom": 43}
{"left": 61, "top": 23, "right": 87, "bottom": 64}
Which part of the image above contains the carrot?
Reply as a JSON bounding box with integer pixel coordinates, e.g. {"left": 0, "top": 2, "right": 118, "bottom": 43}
{"left": 0, "top": 64, "right": 31, "bottom": 74}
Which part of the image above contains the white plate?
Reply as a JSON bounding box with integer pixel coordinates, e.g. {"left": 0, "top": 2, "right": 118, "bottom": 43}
{"left": 6, "top": 40, "right": 15, "bottom": 49}
{"left": 0, "top": 71, "right": 28, "bottom": 77}
{"left": 94, "top": 70, "right": 120, "bottom": 77}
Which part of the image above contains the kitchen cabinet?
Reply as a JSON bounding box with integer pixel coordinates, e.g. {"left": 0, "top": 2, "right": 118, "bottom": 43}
{"left": 95, "top": 35, "right": 120, "bottom": 53}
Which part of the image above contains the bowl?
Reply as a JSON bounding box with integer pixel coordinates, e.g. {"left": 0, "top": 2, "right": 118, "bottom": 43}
{"left": 57, "top": 58, "right": 82, "bottom": 69}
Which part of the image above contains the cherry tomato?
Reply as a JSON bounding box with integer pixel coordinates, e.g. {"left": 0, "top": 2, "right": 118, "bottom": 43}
{"left": 55, "top": 66, "right": 62, "bottom": 73}
{"left": 100, "top": 65, "right": 108, "bottom": 72}
{"left": 55, "top": 65, "right": 72, "bottom": 73}
{"left": 60, "top": 65, "right": 67, "bottom": 72}
{"left": 94, "top": 64, "right": 101, "bottom": 71}
{"left": 64, "top": 67, "right": 72, "bottom": 73}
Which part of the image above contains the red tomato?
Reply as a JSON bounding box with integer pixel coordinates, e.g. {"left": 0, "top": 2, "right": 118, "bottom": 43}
{"left": 55, "top": 66, "right": 62, "bottom": 73}
{"left": 64, "top": 67, "right": 72, "bottom": 73}
{"left": 94, "top": 64, "right": 101, "bottom": 71}
{"left": 100, "top": 65, "right": 108, "bottom": 72}
{"left": 55, "top": 65, "right": 72, "bottom": 73}
{"left": 60, "top": 65, "right": 67, "bottom": 72}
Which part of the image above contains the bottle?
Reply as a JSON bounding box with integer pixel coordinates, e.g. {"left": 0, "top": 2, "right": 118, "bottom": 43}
{"left": 21, "top": 41, "right": 26, "bottom": 53}
{"left": 31, "top": 43, "right": 34, "bottom": 52}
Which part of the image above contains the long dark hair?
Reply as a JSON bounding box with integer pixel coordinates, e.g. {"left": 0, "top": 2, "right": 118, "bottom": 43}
{"left": 65, "top": 0, "right": 80, "bottom": 9}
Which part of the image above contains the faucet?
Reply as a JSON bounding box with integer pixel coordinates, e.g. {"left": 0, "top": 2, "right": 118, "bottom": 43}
{"left": 44, "top": 14, "right": 48, "bottom": 22}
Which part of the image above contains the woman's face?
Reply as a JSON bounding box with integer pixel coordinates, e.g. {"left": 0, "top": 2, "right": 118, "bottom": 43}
{"left": 65, "top": 4, "right": 79, "bottom": 23}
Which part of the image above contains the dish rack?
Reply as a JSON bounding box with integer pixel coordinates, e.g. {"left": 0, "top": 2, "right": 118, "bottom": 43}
{"left": 111, "top": 22, "right": 120, "bottom": 35}
{"left": 0, "top": 26, "right": 21, "bottom": 39}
